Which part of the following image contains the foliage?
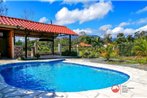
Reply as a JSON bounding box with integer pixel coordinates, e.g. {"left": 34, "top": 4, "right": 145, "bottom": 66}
{"left": 34, "top": 53, "right": 40, "bottom": 59}
{"left": 100, "top": 44, "right": 115, "bottom": 61}
{"left": 79, "top": 47, "right": 99, "bottom": 58}
{"left": 78, "top": 35, "right": 103, "bottom": 47}
{"left": 133, "top": 38, "right": 147, "bottom": 58}
{"left": 15, "top": 40, "right": 23, "bottom": 46}
{"left": 14, "top": 31, "right": 147, "bottom": 64}
{"left": 114, "top": 33, "right": 135, "bottom": 56}
{"left": 62, "top": 50, "right": 77, "bottom": 56}
{"left": 103, "top": 34, "right": 112, "bottom": 44}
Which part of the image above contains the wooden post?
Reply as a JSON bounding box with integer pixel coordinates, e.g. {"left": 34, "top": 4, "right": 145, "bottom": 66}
{"left": 51, "top": 37, "right": 54, "bottom": 55}
{"left": 8, "top": 30, "right": 14, "bottom": 58}
{"left": 14, "top": 33, "right": 15, "bottom": 45}
{"left": 25, "top": 29, "right": 29, "bottom": 58}
{"left": 69, "top": 35, "right": 71, "bottom": 55}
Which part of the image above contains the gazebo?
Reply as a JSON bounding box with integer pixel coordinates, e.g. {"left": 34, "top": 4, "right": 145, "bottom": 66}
{"left": 0, "top": 15, "right": 77, "bottom": 58}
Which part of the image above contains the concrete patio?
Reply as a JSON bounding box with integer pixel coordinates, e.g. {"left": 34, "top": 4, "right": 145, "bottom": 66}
{"left": 0, "top": 59, "right": 147, "bottom": 98}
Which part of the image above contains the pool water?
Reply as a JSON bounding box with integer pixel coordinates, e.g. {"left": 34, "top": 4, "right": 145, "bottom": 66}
{"left": 0, "top": 61, "right": 129, "bottom": 92}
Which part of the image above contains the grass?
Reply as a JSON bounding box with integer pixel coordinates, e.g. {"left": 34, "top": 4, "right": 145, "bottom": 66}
{"left": 86, "top": 57, "right": 147, "bottom": 71}
{"left": 113, "top": 56, "right": 147, "bottom": 64}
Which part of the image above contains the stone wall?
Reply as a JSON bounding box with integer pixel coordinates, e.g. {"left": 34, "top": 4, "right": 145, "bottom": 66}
{"left": 14, "top": 46, "right": 23, "bottom": 58}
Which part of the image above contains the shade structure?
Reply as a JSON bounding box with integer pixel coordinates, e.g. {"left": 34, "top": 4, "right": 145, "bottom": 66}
{"left": 0, "top": 15, "right": 77, "bottom": 35}
{"left": 0, "top": 15, "right": 77, "bottom": 59}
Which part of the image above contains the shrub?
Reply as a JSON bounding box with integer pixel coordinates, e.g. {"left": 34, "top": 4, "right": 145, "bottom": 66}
{"left": 62, "top": 50, "right": 77, "bottom": 56}
{"left": 79, "top": 48, "right": 99, "bottom": 58}
{"left": 34, "top": 53, "right": 40, "bottom": 59}
{"left": 100, "top": 44, "right": 115, "bottom": 61}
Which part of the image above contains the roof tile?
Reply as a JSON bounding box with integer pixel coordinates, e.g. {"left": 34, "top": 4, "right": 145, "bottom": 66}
{"left": 0, "top": 15, "right": 77, "bottom": 35}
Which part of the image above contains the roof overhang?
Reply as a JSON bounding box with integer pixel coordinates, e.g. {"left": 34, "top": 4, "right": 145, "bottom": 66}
{"left": 0, "top": 15, "right": 78, "bottom": 36}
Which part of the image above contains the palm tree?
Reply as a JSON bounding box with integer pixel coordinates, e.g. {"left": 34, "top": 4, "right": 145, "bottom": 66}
{"left": 133, "top": 38, "right": 147, "bottom": 56}
{"left": 103, "top": 34, "right": 112, "bottom": 44}
{"left": 115, "top": 33, "right": 127, "bottom": 56}
{"left": 133, "top": 38, "right": 147, "bottom": 62}
{"left": 101, "top": 44, "right": 114, "bottom": 61}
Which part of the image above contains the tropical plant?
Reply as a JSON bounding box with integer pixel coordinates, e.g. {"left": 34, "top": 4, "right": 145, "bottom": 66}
{"left": 100, "top": 44, "right": 114, "bottom": 61}
{"left": 133, "top": 38, "right": 147, "bottom": 58}
{"left": 79, "top": 47, "right": 99, "bottom": 58}
{"left": 62, "top": 50, "right": 77, "bottom": 56}
{"left": 115, "top": 33, "right": 127, "bottom": 56}
{"left": 103, "top": 34, "right": 112, "bottom": 44}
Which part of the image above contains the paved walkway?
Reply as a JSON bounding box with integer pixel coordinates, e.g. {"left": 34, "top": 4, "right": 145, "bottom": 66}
{"left": 0, "top": 59, "right": 147, "bottom": 98}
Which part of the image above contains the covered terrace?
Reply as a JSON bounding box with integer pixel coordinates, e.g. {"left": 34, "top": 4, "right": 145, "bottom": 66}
{"left": 0, "top": 15, "right": 77, "bottom": 59}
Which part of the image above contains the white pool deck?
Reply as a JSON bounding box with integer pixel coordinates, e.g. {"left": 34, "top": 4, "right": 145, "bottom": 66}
{"left": 0, "top": 59, "right": 147, "bottom": 98}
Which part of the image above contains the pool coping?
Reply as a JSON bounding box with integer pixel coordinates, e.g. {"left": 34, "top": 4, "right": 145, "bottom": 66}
{"left": 0, "top": 59, "right": 147, "bottom": 98}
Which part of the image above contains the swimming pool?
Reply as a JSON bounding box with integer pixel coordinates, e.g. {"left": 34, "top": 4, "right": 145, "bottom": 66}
{"left": 0, "top": 60, "right": 129, "bottom": 92}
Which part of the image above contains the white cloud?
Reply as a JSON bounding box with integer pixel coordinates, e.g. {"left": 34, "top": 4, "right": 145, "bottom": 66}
{"left": 99, "top": 24, "right": 135, "bottom": 38}
{"left": 134, "top": 18, "right": 147, "bottom": 25}
{"left": 136, "top": 6, "right": 147, "bottom": 14}
{"left": 118, "top": 22, "right": 130, "bottom": 27}
{"left": 117, "top": 18, "right": 147, "bottom": 28}
{"left": 39, "top": 17, "right": 48, "bottom": 23}
{"left": 73, "top": 28, "right": 93, "bottom": 35}
{"left": 63, "top": 0, "right": 89, "bottom": 4}
{"left": 40, "top": 0, "right": 55, "bottom": 3}
{"left": 73, "top": 24, "right": 147, "bottom": 38}
{"left": 99, "top": 23, "right": 147, "bottom": 38}
{"left": 99, "top": 24, "right": 112, "bottom": 31}
{"left": 108, "top": 27, "right": 135, "bottom": 37}
{"left": 136, "top": 25, "right": 147, "bottom": 32}
{"left": 55, "top": 1, "right": 112, "bottom": 25}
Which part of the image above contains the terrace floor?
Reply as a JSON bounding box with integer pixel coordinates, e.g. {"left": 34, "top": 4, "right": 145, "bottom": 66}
{"left": 0, "top": 59, "right": 147, "bottom": 98}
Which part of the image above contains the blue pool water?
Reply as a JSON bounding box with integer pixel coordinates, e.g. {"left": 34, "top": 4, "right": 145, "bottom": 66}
{"left": 0, "top": 61, "right": 129, "bottom": 92}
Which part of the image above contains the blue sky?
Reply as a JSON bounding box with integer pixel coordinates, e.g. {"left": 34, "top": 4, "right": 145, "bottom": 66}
{"left": 3, "top": 0, "right": 147, "bottom": 37}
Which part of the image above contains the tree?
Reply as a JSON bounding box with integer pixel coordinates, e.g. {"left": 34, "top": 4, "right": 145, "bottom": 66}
{"left": 21, "top": 9, "right": 35, "bottom": 20}
{"left": 15, "top": 40, "right": 23, "bottom": 46}
{"left": 101, "top": 44, "right": 114, "bottom": 61}
{"left": 127, "top": 35, "right": 134, "bottom": 42}
{"left": 125, "top": 35, "right": 135, "bottom": 56}
{"left": 133, "top": 38, "right": 147, "bottom": 57}
{"left": 78, "top": 35, "right": 92, "bottom": 44}
{"left": 116, "top": 33, "right": 126, "bottom": 44}
{"left": 90, "top": 36, "right": 103, "bottom": 47}
{"left": 115, "top": 33, "right": 127, "bottom": 56}
{"left": 134, "top": 31, "right": 147, "bottom": 39}
{"left": 0, "top": 0, "right": 8, "bottom": 15}
{"left": 79, "top": 31, "right": 86, "bottom": 36}
{"left": 133, "top": 38, "right": 147, "bottom": 63}
{"left": 103, "top": 34, "right": 112, "bottom": 44}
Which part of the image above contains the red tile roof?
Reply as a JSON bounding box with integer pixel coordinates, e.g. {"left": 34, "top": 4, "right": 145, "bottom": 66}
{"left": 0, "top": 15, "right": 77, "bottom": 35}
